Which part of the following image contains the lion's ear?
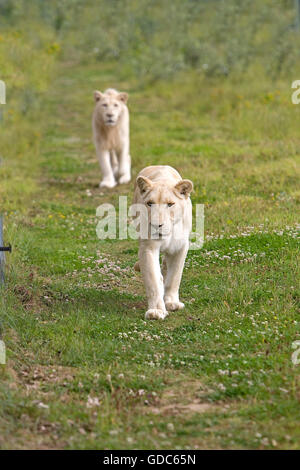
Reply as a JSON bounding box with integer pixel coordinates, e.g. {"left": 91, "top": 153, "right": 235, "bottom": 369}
{"left": 94, "top": 90, "right": 104, "bottom": 102}
{"left": 117, "top": 92, "right": 128, "bottom": 104}
{"left": 136, "top": 176, "right": 152, "bottom": 194}
{"left": 175, "top": 179, "right": 193, "bottom": 198}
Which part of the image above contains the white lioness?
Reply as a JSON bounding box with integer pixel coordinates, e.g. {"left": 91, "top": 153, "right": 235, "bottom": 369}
{"left": 133, "top": 165, "right": 193, "bottom": 320}
{"left": 92, "top": 88, "right": 131, "bottom": 188}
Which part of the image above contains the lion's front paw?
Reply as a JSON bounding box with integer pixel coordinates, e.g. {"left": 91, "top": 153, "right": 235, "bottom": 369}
{"left": 100, "top": 178, "right": 116, "bottom": 189}
{"left": 165, "top": 301, "right": 185, "bottom": 311}
{"left": 118, "top": 174, "right": 131, "bottom": 185}
{"left": 145, "top": 309, "right": 168, "bottom": 320}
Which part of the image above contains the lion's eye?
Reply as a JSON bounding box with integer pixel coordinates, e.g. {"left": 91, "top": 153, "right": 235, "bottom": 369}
{"left": 147, "top": 201, "right": 153, "bottom": 207}
{"left": 102, "top": 103, "right": 108, "bottom": 107}
{"left": 167, "top": 202, "right": 174, "bottom": 207}
{"left": 114, "top": 103, "right": 118, "bottom": 107}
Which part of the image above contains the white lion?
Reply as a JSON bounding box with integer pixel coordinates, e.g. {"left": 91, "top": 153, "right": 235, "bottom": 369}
{"left": 92, "top": 88, "right": 131, "bottom": 188}
{"left": 133, "top": 165, "right": 193, "bottom": 320}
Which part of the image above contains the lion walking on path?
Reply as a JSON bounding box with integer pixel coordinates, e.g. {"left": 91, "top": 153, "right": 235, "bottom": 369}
{"left": 92, "top": 88, "right": 131, "bottom": 188}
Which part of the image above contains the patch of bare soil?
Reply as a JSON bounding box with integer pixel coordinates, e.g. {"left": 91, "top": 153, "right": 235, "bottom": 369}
{"left": 146, "top": 376, "right": 218, "bottom": 416}
{"left": 18, "top": 364, "right": 77, "bottom": 395}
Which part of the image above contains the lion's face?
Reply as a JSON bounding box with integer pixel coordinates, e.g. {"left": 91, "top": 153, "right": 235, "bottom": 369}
{"left": 94, "top": 90, "right": 128, "bottom": 127}
{"left": 136, "top": 176, "right": 193, "bottom": 239}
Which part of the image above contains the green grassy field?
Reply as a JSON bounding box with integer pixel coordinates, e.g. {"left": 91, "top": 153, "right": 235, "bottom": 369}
{"left": 1, "top": 3, "right": 300, "bottom": 450}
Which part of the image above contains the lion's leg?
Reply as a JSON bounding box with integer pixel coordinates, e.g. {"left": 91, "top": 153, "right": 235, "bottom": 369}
{"left": 97, "top": 147, "right": 116, "bottom": 188}
{"left": 164, "top": 243, "right": 189, "bottom": 311}
{"left": 118, "top": 146, "right": 131, "bottom": 185}
{"left": 110, "top": 150, "right": 119, "bottom": 178}
{"left": 139, "top": 244, "right": 167, "bottom": 320}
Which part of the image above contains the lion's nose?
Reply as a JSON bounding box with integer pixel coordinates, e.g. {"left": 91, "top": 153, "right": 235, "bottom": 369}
{"left": 107, "top": 113, "right": 113, "bottom": 118}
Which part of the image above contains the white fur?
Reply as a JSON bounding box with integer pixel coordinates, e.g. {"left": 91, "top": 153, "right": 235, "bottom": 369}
{"left": 92, "top": 88, "right": 131, "bottom": 188}
{"left": 133, "top": 165, "right": 193, "bottom": 320}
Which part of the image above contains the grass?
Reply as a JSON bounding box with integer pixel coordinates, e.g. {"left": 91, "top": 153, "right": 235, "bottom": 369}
{"left": 0, "top": 27, "right": 300, "bottom": 449}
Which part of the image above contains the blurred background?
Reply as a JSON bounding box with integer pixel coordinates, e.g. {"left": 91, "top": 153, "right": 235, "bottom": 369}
{"left": 1, "top": 0, "right": 300, "bottom": 147}
{"left": 1, "top": 0, "right": 300, "bottom": 81}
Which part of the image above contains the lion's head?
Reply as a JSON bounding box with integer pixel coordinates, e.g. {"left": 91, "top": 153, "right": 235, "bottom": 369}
{"left": 93, "top": 88, "right": 128, "bottom": 127}
{"left": 136, "top": 175, "right": 193, "bottom": 239}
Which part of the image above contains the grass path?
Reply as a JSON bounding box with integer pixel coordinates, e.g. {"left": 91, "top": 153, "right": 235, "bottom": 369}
{"left": 0, "top": 56, "right": 300, "bottom": 449}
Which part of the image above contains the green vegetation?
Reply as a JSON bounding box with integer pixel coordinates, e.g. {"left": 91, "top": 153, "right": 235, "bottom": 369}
{"left": 0, "top": 0, "right": 299, "bottom": 449}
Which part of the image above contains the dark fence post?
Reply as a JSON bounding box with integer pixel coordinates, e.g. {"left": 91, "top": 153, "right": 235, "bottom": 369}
{"left": 0, "top": 215, "right": 11, "bottom": 284}
{"left": 0, "top": 215, "right": 4, "bottom": 283}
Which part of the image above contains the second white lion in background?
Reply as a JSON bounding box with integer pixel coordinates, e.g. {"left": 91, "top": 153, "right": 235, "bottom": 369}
{"left": 92, "top": 88, "right": 131, "bottom": 188}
